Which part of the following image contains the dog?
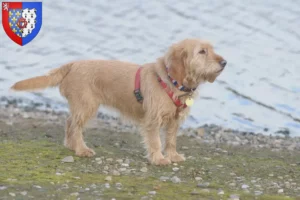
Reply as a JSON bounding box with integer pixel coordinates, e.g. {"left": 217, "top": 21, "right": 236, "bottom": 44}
{"left": 11, "top": 39, "right": 226, "bottom": 165}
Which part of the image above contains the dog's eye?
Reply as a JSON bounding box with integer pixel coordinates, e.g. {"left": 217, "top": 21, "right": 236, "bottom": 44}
{"left": 199, "top": 49, "right": 206, "bottom": 54}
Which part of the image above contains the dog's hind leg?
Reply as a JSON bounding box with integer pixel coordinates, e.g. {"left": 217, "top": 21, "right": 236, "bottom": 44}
{"left": 64, "top": 94, "right": 99, "bottom": 157}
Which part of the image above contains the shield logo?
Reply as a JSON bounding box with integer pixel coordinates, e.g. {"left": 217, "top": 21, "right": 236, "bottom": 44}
{"left": 2, "top": 2, "right": 42, "bottom": 46}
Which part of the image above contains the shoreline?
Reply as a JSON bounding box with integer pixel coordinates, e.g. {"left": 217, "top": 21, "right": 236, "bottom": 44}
{"left": 1, "top": 97, "right": 299, "bottom": 153}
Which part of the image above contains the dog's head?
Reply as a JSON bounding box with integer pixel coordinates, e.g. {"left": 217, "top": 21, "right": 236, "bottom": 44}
{"left": 164, "top": 39, "right": 226, "bottom": 89}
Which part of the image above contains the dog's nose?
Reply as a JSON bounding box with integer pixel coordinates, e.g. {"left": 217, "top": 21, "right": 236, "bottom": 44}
{"left": 219, "top": 60, "right": 227, "bottom": 68}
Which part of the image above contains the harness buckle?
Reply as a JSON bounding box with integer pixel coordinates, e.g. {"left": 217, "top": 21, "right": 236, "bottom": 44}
{"left": 134, "top": 89, "right": 143, "bottom": 103}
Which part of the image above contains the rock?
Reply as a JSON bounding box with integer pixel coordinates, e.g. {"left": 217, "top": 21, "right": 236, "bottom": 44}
{"left": 97, "top": 160, "right": 102, "bottom": 164}
{"left": 285, "top": 182, "right": 291, "bottom": 188}
{"left": 104, "top": 166, "right": 109, "bottom": 171}
{"left": 195, "top": 177, "right": 202, "bottom": 181}
{"left": 254, "top": 191, "right": 263, "bottom": 196}
{"left": 269, "top": 173, "right": 274, "bottom": 177}
{"left": 119, "top": 168, "right": 127, "bottom": 172}
{"left": 190, "top": 190, "right": 200, "bottom": 195}
{"left": 197, "top": 182, "right": 210, "bottom": 188}
{"left": 278, "top": 189, "right": 284, "bottom": 194}
{"left": 140, "top": 167, "right": 148, "bottom": 173}
{"left": 148, "top": 191, "right": 156, "bottom": 195}
{"left": 217, "top": 165, "right": 223, "bottom": 168}
{"left": 9, "top": 193, "right": 16, "bottom": 197}
{"left": 0, "top": 186, "right": 7, "bottom": 190}
{"left": 56, "top": 172, "right": 62, "bottom": 176}
{"left": 34, "top": 185, "right": 42, "bottom": 189}
{"left": 124, "top": 159, "right": 130, "bottom": 164}
{"left": 140, "top": 196, "right": 150, "bottom": 200}
{"left": 201, "top": 189, "right": 210, "bottom": 193}
{"left": 90, "top": 184, "right": 97, "bottom": 189}
{"left": 115, "top": 183, "right": 122, "bottom": 188}
{"left": 159, "top": 176, "right": 169, "bottom": 182}
{"left": 20, "top": 191, "right": 27, "bottom": 196}
{"left": 95, "top": 157, "right": 102, "bottom": 161}
{"left": 70, "top": 192, "right": 79, "bottom": 197}
{"left": 217, "top": 189, "right": 224, "bottom": 195}
{"left": 197, "top": 128, "right": 205, "bottom": 137}
{"left": 229, "top": 183, "right": 236, "bottom": 187}
{"left": 106, "top": 158, "right": 113, "bottom": 162}
{"left": 105, "top": 176, "right": 112, "bottom": 181}
{"left": 229, "top": 194, "right": 240, "bottom": 200}
{"left": 121, "top": 163, "right": 129, "bottom": 167}
{"left": 73, "top": 176, "right": 80, "bottom": 180}
{"left": 172, "top": 167, "right": 179, "bottom": 172}
{"left": 181, "top": 146, "right": 189, "bottom": 150}
{"left": 116, "top": 159, "right": 123, "bottom": 164}
{"left": 241, "top": 184, "right": 249, "bottom": 189}
{"left": 79, "top": 189, "right": 85, "bottom": 193}
{"left": 170, "top": 176, "right": 181, "bottom": 183}
{"left": 61, "top": 156, "right": 74, "bottom": 163}
{"left": 112, "top": 170, "right": 121, "bottom": 176}
{"left": 104, "top": 183, "right": 110, "bottom": 189}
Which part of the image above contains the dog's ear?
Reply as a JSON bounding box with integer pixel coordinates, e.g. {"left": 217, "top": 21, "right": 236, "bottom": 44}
{"left": 164, "top": 44, "right": 187, "bottom": 67}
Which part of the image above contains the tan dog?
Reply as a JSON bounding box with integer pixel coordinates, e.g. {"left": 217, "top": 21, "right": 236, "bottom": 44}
{"left": 11, "top": 39, "right": 226, "bottom": 165}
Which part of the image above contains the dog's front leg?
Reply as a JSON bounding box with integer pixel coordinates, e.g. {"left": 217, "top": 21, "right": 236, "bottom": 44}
{"left": 142, "top": 121, "right": 171, "bottom": 165}
{"left": 164, "top": 120, "right": 186, "bottom": 163}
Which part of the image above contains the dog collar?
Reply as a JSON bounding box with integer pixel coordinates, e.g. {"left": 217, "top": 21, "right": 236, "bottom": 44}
{"left": 166, "top": 67, "right": 196, "bottom": 92}
{"left": 157, "top": 76, "right": 187, "bottom": 108}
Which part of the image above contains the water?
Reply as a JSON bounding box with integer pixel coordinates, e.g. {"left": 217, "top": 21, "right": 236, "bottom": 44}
{"left": 1, "top": 0, "right": 300, "bottom": 136}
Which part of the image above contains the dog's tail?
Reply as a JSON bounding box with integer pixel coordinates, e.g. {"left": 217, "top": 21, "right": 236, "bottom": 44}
{"left": 11, "top": 62, "right": 73, "bottom": 91}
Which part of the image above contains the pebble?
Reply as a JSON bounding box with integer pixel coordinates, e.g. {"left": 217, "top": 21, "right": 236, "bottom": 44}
{"left": 269, "top": 173, "right": 274, "bottom": 177}
{"left": 121, "top": 163, "right": 129, "bottom": 167}
{"left": 181, "top": 146, "right": 189, "bottom": 150}
{"left": 148, "top": 191, "right": 156, "bottom": 195}
{"left": 9, "top": 193, "right": 16, "bottom": 197}
{"left": 201, "top": 189, "right": 210, "bottom": 193}
{"left": 116, "top": 159, "right": 123, "bottom": 164}
{"left": 20, "top": 191, "right": 27, "bottom": 196}
{"left": 104, "top": 183, "right": 110, "bottom": 189}
{"left": 104, "top": 166, "right": 109, "bottom": 171}
{"left": 197, "top": 182, "right": 210, "bottom": 188}
{"left": 159, "top": 176, "right": 169, "bottom": 182}
{"left": 195, "top": 177, "right": 202, "bottom": 181}
{"left": 56, "top": 172, "right": 62, "bottom": 176}
{"left": 70, "top": 192, "right": 79, "bottom": 197}
{"left": 170, "top": 176, "right": 181, "bottom": 183}
{"left": 241, "top": 184, "right": 249, "bottom": 189}
{"left": 229, "top": 194, "right": 240, "bottom": 200}
{"left": 61, "top": 156, "right": 74, "bottom": 163}
{"left": 217, "top": 189, "right": 224, "bottom": 195}
{"left": 90, "top": 184, "right": 97, "bottom": 189}
{"left": 115, "top": 183, "right": 122, "bottom": 188}
{"left": 285, "top": 182, "right": 290, "bottom": 188}
{"left": 190, "top": 190, "right": 200, "bottom": 195}
{"left": 0, "top": 186, "right": 7, "bottom": 190}
{"left": 124, "top": 159, "right": 130, "bottom": 164}
{"left": 112, "top": 170, "right": 121, "bottom": 176}
{"left": 95, "top": 157, "right": 102, "bottom": 161}
{"left": 217, "top": 165, "right": 223, "bottom": 168}
{"left": 105, "top": 176, "right": 112, "bottom": 181}
{"left": 106, "top": 158, "right": 113, "bottom": 162}
{"left": 278, "top": 189, "right": 284, "bottom": 194}
{"left": 254, "top": 191, "right": 263, "bottom": 196}
{"left": 140, "top": 167, "right": 148, "bottom": 173}
{"left": 34, "top": 185, "right": 42, "bottom": 189}
{"left": 119, "top": 168, "right": 127, "bottom": 172}
{"left": 172, "top": 167, "right": 179, "bottom": 172}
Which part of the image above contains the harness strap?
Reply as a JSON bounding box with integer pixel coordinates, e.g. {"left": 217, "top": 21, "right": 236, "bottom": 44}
{"left": 134, "top": 67, "right": 143, "bottom": 103}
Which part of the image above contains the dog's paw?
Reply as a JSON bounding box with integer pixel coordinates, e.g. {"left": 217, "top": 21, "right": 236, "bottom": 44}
{"left": 75, "top": 148, "right": 96, "bottom": 157}
{"left": 166, "top": 153, "right": 186, "bottom": 163}
{"left": 149, "top": 152, "right": 171, "bottom": 165}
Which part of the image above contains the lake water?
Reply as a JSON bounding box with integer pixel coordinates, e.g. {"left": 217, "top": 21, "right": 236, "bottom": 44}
{"left": 1, "top": 0, "right": 300, "bottom": 136}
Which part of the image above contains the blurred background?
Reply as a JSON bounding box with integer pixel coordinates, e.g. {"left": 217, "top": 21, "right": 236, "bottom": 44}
{"left": 0, "top": 0, "right": 299, "bottom": 136}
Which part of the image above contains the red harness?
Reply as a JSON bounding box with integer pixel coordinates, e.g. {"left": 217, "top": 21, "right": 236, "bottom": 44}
{"left": 134, "top": 68, "right": 187, "bottom": 108}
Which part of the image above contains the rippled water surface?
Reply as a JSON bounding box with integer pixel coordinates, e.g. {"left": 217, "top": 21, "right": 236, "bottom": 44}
{"left": 1, "top": 0, "right": 300, "bottom": 136}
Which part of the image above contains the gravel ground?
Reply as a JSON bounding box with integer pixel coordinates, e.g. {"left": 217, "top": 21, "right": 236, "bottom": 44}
{"left": 0, "top": 102, "right": 300, "bottom": 199}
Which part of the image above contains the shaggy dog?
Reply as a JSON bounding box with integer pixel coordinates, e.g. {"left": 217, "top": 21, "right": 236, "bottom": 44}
{"left": 11, "top": 39, "right": 226, "bottom": 165}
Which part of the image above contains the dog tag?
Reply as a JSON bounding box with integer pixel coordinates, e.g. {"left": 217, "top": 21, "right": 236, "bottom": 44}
{"left": 185, "top": 98, "right": 194, "bottom": 107}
